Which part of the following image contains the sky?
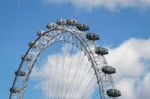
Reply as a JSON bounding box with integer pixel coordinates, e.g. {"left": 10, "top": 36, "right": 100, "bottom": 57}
{"left": 0, "top": 0, "right": 150, "bottom": 99}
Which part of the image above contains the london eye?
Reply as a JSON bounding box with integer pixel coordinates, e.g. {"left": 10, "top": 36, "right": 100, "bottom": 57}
{"left": 9, "top": 19, "right": 121, "bottom": 99}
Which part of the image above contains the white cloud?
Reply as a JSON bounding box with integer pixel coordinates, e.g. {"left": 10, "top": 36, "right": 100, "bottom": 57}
{"left": 116, "top": 79, "right": 137, "bottom": 99}
{"left": 138, "top": 73, "right": 150, "bottom": 98}
{"left": 31, "top": 47, "right": 97, "bottom": 99}
{"left": 42, "top": 0, "right": 150, "bottom": 11}
{"left": 105, "top": 37, "right": 150, "bottom": 99}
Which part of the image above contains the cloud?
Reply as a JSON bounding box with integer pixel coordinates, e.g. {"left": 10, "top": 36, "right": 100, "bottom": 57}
{"left": 140, "top": 73, "right": 150, "bottom": 98}
{"left": 42, "top": 0, "right": 150, "bottom": 11}
{"left": 105, "top": 37, "right": 150, "bottom": 99}
{"left": 31, "top": 44, "right": 97, "bottom": 99}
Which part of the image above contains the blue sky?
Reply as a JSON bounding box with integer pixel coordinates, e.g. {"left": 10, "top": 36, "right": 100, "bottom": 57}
{"left": 0, "top": 0, "right": 150, "bottom": 99}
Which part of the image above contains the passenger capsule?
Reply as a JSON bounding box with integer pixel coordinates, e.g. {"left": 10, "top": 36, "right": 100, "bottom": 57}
{"left": 10, "top": 87, "right": 22, "bottom": 93}
{"left": 37, "top": 31, "right": 44, "bottom": 36}
{"left": 102, "top": 66, "right": 116, "bottom": 74}
{"left": 56, "top": 19, "right": 67, "bottom": 25}
{"left": 15, "top": 70, "right": 27, "bottom": 76}
{"left": 95, "top": 47, "right": 108, "bottom": 55}
{"left": 107, "top": 89, "right": 121, "bottom": 97}
{"left": 66, "top": 19, "right": 77, "bottom": 26}
{"left": 28, "top": 41, "right": 36, "bottom": 48}
{"left": 86, "top": 33, "right": 99, "bottom": 41}
{"left": 46, "top": 23, "right": 57, "bottom": 29}
{"left": 76, "top": 23, "right": 89, "bottom": 31}
{"left": 21, "top": 55, "right": 32, "bottom": 61}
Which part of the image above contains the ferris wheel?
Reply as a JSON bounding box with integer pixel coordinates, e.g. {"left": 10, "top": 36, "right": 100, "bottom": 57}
{"left": 9, "top": 19, "right": 121, "bottom": 99}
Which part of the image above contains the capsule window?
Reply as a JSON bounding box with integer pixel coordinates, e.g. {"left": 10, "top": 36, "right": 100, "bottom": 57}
{"left": 67, "top": 19, "right": 77, "bottom": 26}
{"left": 76, "top": 24, "right": 89, "bottom": 31}
{"left": 46, "top": 23, "right": 57, "bottom": 29}
{"left": 95, "top": 47, "right": 108, "bottom": 55}
{"left": 15, "top": 70, "right": 27, "bottom": 76}
{"left": 102, "top": 66, "right": 116, "bottom": 74}
{"left": 28, "top": 41, "right": 37, "bottom": 48}
{"left": 107, "top": 89, "right": 121, "bottom": 97}
{"left": 10, "top": 87, "right": 22, "bottom": 93}
{"left": 21, "top": 55, "right": 32, "bottom": 61}
{"left": 56, "top": 19, "right": 67, "bottom": 25}
{"left": 86, "top": 33, "right": 99, "bottom": 41}
{"left": 37, "top": 31, "right": 45, "bottom": 36}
